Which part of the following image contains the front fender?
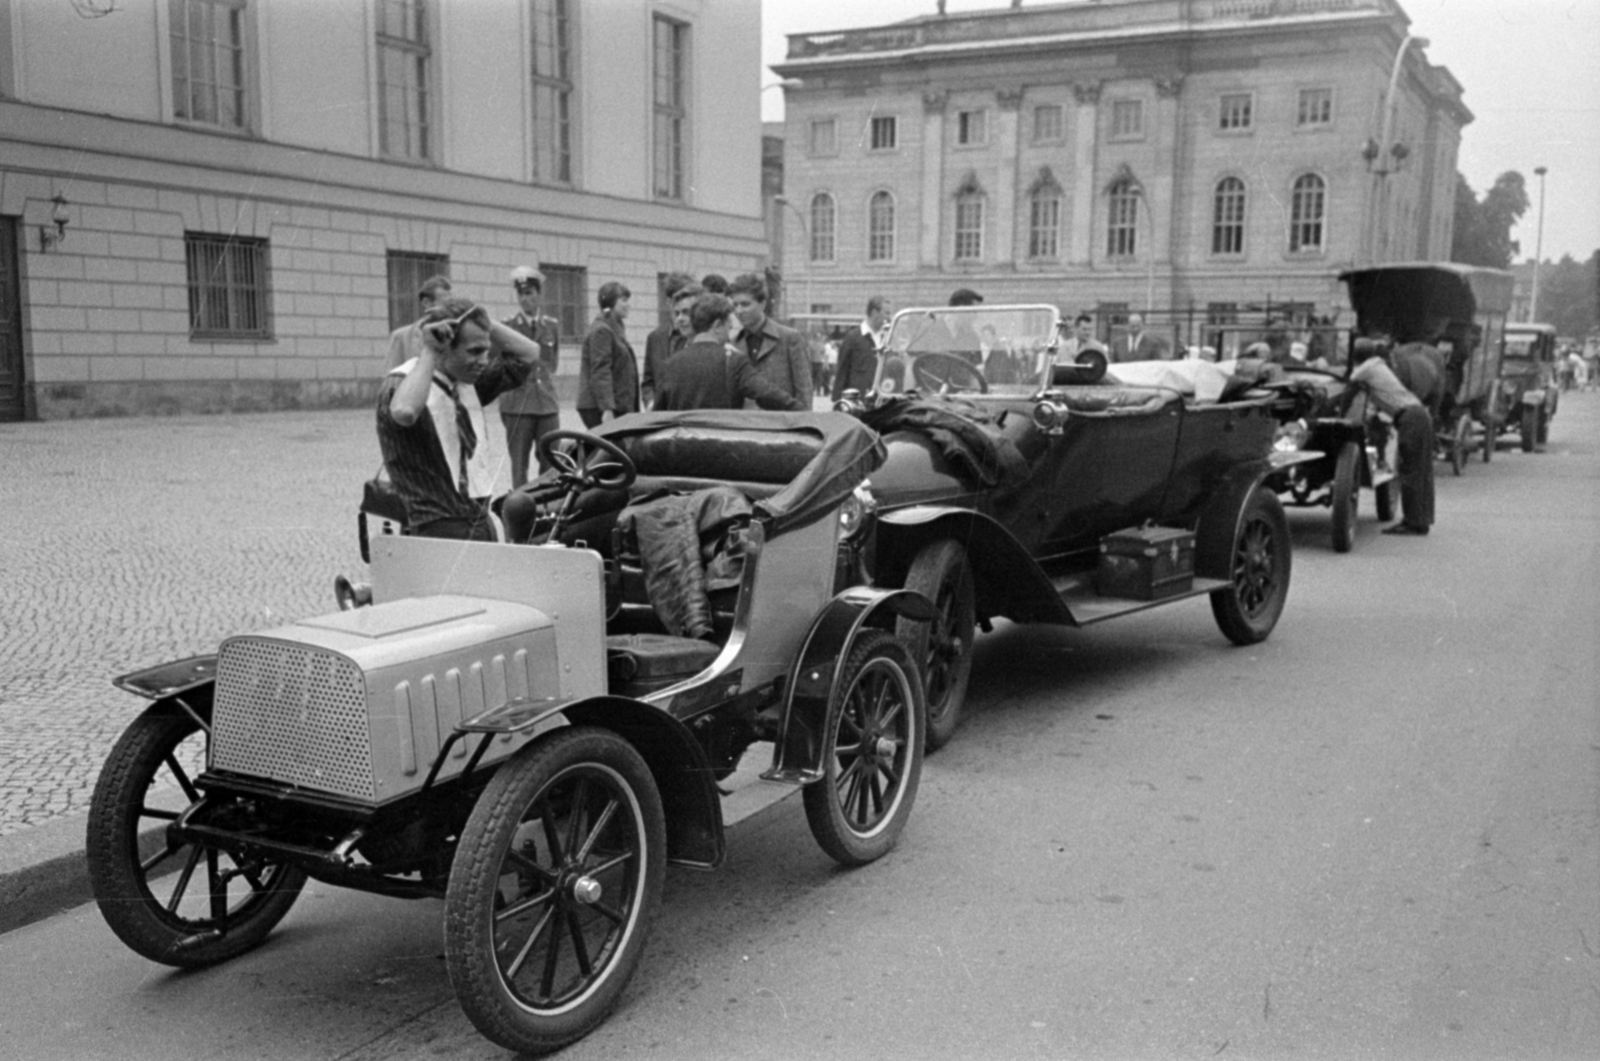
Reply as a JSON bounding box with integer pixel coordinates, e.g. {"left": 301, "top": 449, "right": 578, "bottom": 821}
{"left": 112, "top": 655, "right": 216, "bottom": 701}
{"left": 875, "top": 506, "right": 1068, "bottom": 625}
{"left": 461, "top": 694, "right": 725, "bottom": 869}
{"left": 765, "top": 586, "right": 933, "bottom": 784}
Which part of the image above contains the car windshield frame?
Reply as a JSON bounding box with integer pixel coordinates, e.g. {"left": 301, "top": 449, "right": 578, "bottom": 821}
{"left": 877, "top": 304, "right": 1061, "bottom": 399}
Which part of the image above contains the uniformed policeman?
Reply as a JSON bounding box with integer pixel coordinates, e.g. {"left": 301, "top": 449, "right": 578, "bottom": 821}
{"left": 498, "top": 265, "right": 562, "bottom": 487}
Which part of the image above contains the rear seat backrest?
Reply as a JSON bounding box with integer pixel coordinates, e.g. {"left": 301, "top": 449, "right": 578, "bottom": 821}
{"left": 620, "top": 426, "right": 823, "bottom": 485}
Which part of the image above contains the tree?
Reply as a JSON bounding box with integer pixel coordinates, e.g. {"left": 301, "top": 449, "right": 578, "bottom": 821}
{"left": 1451, "top": 171, "right": 1529, "bottom": 268}
{"left": 1531, "top": 252, "right": 1598, "bottom": 338}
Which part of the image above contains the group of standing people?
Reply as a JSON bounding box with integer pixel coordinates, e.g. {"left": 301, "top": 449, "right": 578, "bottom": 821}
{"left": 375, "top": 266, "right": 821, "bottom": 544}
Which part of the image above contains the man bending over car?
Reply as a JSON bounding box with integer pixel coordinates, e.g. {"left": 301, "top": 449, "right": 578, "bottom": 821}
{"left": 377, "top": 299, "right": 545, "bottom": 541}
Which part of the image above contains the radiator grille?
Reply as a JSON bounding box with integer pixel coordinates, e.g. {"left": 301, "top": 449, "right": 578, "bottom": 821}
{"left": 212, "top": 638, "right": 375, "bottom": 800}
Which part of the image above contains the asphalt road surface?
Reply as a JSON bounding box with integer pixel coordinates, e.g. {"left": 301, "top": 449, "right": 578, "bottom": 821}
{"left": 2, "top": 396, "right": 1595, "bottom": 1060}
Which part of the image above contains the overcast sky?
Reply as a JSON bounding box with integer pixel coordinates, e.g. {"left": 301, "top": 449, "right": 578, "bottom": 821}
{"left": 761, "top": 0, "right": 1600, "bottom": 265}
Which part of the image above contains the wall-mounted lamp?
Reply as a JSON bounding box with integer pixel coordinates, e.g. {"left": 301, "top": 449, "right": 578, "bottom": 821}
{"left": 40, "top": 194, "right": 70, "bottom": 252}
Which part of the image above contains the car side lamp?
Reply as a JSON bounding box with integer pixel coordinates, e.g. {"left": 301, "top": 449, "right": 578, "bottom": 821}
{"left": 1032, "top": 396, "right": 1071, "bottom": 435}
{"left": 833, "top": 389, "right": 868, "bottom": 416}
{"left": 1273, "top": 419, "right": 1310, "bottom": 453}
{"left": 334, "top": 574, "right": 373, "bottom": 610}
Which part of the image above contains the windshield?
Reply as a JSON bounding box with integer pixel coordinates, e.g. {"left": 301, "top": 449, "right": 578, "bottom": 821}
{"left": 878, "top": 306, "right": 1059, "bottom": 398}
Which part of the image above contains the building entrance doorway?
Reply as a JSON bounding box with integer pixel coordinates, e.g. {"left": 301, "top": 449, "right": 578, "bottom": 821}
{"left": 0, "top": 218, "right": 26, "bottom": 421}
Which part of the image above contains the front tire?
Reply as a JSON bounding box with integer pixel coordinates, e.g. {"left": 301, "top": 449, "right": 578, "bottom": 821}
{"left": 1205, "top": 486, "right": 1292, "bottom": 645}
{"left": 444, "top": 728, "right": 665, "bottom": 1056}
{"left": 1329, "top": 442, "right": 1360, "bottom": 554}
{"left": 85, "top": 701, "right": 306, "bottom": 968}
{"left": 803, "top": 631, "right": 925, "bottom": 867}
{"left": 1447, "top": 412, "right": 1469, "bottom": 476}
{"left": 1521, "top": 404, "right": 1539, "bottom": 452}
{"left": 897, "top": 539, "right": 975, "bottom": 752}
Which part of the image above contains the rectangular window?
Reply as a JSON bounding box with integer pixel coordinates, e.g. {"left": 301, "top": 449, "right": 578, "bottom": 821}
{"left": 652, "top": 16, "right": 687, "bottom": 199}
{"left": 1110, "top": 99, "right": 1142, "bottom": 139}
{"left": 386, "top": 251, "right": 448, "bottom": 331}
{"left": 870, "top": 115, "right": 897, "bottom": 151}
{"left": 170, "top": 0, "right": 248, "bottom": 130}
{"left": 541, "top": 264, "right": 587, "bottom": 340}
{"left": 376, "top": 0, "right": 432, "bottom": 161}
{"left": 1212, "top": 178, "right": 1246, "bottom": 255}
{"left": 1032, "top": 104, "right": 1063, "bottom": 142}
{"left": 868, "top": 193, "right": 895, "bottom": 262}
{"left": 1219, "top": 93, "right": 1252, "bottom": 131}
{"left": 1297, "top": 87, "right": 1333, "bottom": 127}
{"left": 954, "top": 197, "right": 983, "bottom": 260}
{"left": 956, "top": 109, "right": 986, "bottom": 146}
{"left": 809, "top": 118, "right": 837, "bottom": 157}
{"left": 1029, "top": 194, "right": 1060, "bottom": 259}
{"left": 529, "top": 0, "right": 573, "bottom": 184}
{"left": 186, "top": 233, "right": 270, "bottom": 338}
{"left": 1107, "top": 186, "right": 1139, "bottom": 258}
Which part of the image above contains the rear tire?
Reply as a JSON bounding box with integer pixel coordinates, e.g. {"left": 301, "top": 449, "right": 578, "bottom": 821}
{"left": 803, "top": 632, "right": 925, "bottom": 867}
{"left": 1448, "top": 412, "right": 1469, "bottom": 476}
{"left": 896, "top": 540, "right": 974, "bottom": 752}
{"left": 1521, "top": 404, "right": 1538, "bottom": 452}
{"left": 1329, "top": 442, "right": 1360, "bottom": 554}
{"left": 445, "top": 728, "right": 665, "bottom": 1056}
{"left": 86, "top": 702, "right": 306, "bottom": 968}
{"left": 1203, "top": 486, "right": 1291, "bottom": 646}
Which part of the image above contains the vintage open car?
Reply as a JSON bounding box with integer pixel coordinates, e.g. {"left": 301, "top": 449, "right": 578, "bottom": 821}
{"left": 830, "top": 303, "right": 1306, "bottom": 749}
{"left": 85, "top": 411, "right": 934, "bottom": 1055}
{"left": 1494, "top": 322, "right": 1560, "bottom": 452}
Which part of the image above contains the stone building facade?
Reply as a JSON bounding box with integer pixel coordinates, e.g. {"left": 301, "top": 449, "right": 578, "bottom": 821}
{"left": 772, "top": 0, "right": 1468, "bottom": 336}
{"left": 0, "top": 0, "right": 764, "bottom": 420}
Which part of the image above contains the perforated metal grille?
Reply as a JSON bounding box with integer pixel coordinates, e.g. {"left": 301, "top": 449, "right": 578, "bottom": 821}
{"left": 212, "top": 638, "right": 375, "bottom": 800}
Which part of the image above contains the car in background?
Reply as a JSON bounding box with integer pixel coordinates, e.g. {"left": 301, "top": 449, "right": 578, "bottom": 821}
{"left": 1495, "top": 322, "right": 1559, "bottom": 451}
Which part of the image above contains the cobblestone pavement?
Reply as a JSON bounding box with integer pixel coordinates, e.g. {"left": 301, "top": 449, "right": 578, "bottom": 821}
{"left": 0, "top": 406, "right": 534, "bottom": 836}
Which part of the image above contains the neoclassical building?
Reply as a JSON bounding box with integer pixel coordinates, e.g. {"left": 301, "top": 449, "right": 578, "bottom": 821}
{"left": 0, "top": 0, "right": 763, "bottom": 420}
{"left": 772, "top": 0, "right": 1468, "bottom": 334}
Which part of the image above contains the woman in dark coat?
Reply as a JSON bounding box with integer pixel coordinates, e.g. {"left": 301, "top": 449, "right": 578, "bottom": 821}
{"left": 576, "top": 281, "right": 639, "bottom": 427}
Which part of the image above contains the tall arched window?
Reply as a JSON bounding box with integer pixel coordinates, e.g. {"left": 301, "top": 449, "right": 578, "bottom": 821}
{"left": 1289, "top": 173, "right": 1326, "bottom": 252}
{"left": 1212, "top": 177, "right": 1246, "bottom": 255}
{"left": 809, "top": 193, "right": 835, "bottom": 262}
{"left": 1029, "top": 186, "right": 1062, "bottom": 259}
{"left": 868, "top": 191, "right": 896, "bottom": 262}
{"left": 1107, "top": 180, "right": 1139, "bottom": 258}
{"left": 954, "top": 192, "right": 984, "bottom": 260}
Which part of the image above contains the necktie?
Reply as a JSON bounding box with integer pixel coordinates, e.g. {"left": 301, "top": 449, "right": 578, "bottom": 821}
{"left": 449, "top": 385, "right": 476, "bottom": 494}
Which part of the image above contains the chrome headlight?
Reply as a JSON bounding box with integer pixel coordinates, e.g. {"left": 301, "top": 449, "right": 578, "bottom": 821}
{"left": 833, "top": 390, "right": 867, "bottom": 416}
{"left": 1032, "top": 397, "right": 1070, "bottom": 435}
{"left": 1273, "top": 419, "right": 1309, "bottom": 452}
{"left": 838, "top": 483, "right": 877, "bottom": 539}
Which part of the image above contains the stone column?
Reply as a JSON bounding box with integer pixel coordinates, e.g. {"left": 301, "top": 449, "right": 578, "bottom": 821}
{"left": 920, "top": 90, "right": 948, "bottom": 268}
{"left": 1068, "top": 81, "right": 1100, "bottom": 266}
{"left": 994, "top": 87, "right": 1025, "bottom": 267}
{"left": 1150, "top": 75, "right": 1184, "bottom": 287}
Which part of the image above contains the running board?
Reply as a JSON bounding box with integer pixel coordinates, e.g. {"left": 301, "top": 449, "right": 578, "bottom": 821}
{"left": 1051, "top": 573, "right": 1229, "bottom": 626}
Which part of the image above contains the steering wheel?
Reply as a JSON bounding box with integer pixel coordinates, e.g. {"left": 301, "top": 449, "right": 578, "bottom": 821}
{"left": 911, "top": 352, "right": 989, "bottom": 395}
{"left": 536, "top": 429, "right": 638, "bottom": 492}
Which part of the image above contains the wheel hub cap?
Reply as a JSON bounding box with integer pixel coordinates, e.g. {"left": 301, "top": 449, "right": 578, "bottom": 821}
{"left": 570, "top": 875, "right": 602, "bottom": 905}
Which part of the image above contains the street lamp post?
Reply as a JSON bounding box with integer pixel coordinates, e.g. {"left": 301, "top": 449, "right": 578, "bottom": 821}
{"left": 1365, "top": 32, "right": 1429, "bottom": 263}
{"left": 772, "top": 195, "right": 813, "bottom": 317}
{"left": 1530, "top": 166, "right": 1548, "bottom": 321}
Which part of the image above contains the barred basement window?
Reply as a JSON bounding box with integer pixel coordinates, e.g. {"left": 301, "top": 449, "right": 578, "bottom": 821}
{"left": 386, "top": 251, "right": 449, "bottom": 331}
{"left": 540, "top": 264, "right": 587, "bottom": 340}
{"left": 186, "top": 234, "right": 270, "bottom": 338}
